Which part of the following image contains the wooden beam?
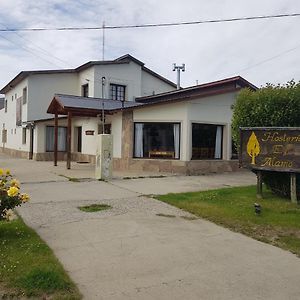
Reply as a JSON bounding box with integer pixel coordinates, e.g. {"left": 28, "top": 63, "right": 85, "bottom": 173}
{"left": 54, "top": 113, "right": 58, "bottom": 166}
{"left": 67, "top": 111, "right": 72, "bottom": 169}
{"left": 29, "top": 125, "right": 34, "bottom": 160}
{"left": 291, "top": 173, "right": 297, "bottom": 203}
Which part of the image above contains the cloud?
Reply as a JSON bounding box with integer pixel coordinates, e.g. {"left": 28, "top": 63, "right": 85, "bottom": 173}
{"left": 0, "top": 0, "right": 299, "bottom": 93}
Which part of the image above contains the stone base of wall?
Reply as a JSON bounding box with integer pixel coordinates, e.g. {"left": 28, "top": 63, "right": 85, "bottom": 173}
{"left": 113, "top": 158, "right": 239, "bottom": 175}
{"left": 0, "top": 147, "right": 29, "bottom": 159}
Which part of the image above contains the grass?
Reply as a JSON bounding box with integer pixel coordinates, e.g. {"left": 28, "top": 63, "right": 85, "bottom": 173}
{"left": 156, "top": 185, "right": 300, "bottom": 257}
{"left": 0, "top": 218, "right": 81, "bottom": 299}
{"left": 78, "top": 204, "right": 111, "bottom": 212}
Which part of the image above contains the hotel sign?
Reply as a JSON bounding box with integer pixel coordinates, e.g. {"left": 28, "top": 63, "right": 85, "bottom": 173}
{"left": 239, "top": 128, "right": 300, "bottom": 173}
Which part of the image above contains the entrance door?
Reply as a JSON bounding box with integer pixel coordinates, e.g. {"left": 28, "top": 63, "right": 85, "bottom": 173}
{"left": 77, "top": 127, "right": 82, "bottom": 152}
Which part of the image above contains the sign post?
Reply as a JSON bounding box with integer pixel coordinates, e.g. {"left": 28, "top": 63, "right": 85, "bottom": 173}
{"left": 240, "top": 127, "right": 300, "bottom": 202}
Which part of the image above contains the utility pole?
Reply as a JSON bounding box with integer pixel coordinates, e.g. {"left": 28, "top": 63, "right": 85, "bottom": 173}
{"left": 102, "top": 21, "right": 105, "bottom": 60}
{"left": 173, "top": 63, "right": 185, "bottom": 89}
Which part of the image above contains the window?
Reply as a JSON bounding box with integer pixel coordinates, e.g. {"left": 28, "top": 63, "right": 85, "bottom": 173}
{"left": 98, "top": 124, "right": 111, "bottom": 134}
{"left": 4, "top": 99, "right": 7, "bottom": 113}
{"left": 46, "top": 126, "right": 67, "bottom": 152}
{"left": 81, "top": 84, "right": 89, "bottom": 97}
{"left": 16, "top": 97, "right": 22, "bottom": 126}
{"left": 110, "top": 84, "right": 126, "bottom": 101}
{"left": 192, "top": 124, "right": 223, "bottom": 159}
{"left": 23, "top": 87, "right": 27, "bottom": 104}
{"left": 22, "top": 128, "right": 27, "bottom": 144}
{"left": 134, "top": 123, "right": 180, "bottom": 159}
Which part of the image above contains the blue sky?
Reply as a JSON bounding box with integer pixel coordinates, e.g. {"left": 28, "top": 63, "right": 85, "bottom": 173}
{"left": 0, "top": 0, "right": 299, "bottom": 93}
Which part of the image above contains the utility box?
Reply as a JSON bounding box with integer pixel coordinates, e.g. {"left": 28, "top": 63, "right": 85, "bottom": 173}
{"left": 95, "top": 134, "right": 113, "bottom": 180}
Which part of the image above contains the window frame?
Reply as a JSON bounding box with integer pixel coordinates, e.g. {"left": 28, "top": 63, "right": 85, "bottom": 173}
{"left": 191, "top": 123, "right": 223, "bottom": 160}
{"left": 110, "top": 83, "right": 126, "bottom": 101}
{"left": 45, "top": 126, "right": 67, "bottom": 152}
{"left": 81, "top": 84, "right": 89, "bottom": 97}
{"left": 22, "top": 87, "right": 27, "bottom": 104}
{"left": 133, "top": 122, "right": 181, "bottom": 160}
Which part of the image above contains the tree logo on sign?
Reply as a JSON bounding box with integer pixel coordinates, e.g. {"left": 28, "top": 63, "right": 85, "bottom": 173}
{"left": 247, "top": 132, "right": 260, "bottom": 165}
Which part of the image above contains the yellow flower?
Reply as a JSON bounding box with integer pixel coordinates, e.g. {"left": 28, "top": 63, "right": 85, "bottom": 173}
{"left": 6, "top": 169, "right": 10, "bottom": 175}
{"left": 10, "top": 179, "right": 20, "bottom": 188}
{"left": 21, "top": 193, "right": 30, "bottom": 203}
{"left": 7, "top": 186, "right": 19, "bottom": 197}
{"left": 0, "top": 168, "right": 3, "bottom": 176}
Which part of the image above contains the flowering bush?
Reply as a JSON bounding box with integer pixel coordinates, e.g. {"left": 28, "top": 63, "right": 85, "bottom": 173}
{"left": 0, "top": 168, "right": 29, "bottom": 221}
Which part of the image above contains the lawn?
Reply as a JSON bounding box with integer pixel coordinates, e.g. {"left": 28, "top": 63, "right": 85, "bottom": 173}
{"left": 0, "top": 217, "right": 81, "bottom": 299}
{"left": 156, "top": 186, "right": 300, "bottom": 257}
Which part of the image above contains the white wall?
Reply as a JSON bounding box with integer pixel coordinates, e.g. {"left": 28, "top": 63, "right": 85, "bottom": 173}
{"left": 28, "top": 73, "right": 78, "bottom": 121}
{"left": 186, "top": 92, "right": 237, "bottom": 160}
{"left": 0, "top": 78, "right": 29, "bottom": 152}
{"left": 132, "top": 91, "right": 238, "bottom": 161}
{"left": 93, "top": 62, "right": 142, "bottom": 101}
{"left": 141, "top": 70, "right": 176, "bottom": 97}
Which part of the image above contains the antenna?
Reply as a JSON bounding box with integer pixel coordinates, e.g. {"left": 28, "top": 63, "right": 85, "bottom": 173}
{"left": 173, "top": 63, "right": 185, "bottom": 89}
{"left": 102, "top": 21, "right": 105, "bottom": 60}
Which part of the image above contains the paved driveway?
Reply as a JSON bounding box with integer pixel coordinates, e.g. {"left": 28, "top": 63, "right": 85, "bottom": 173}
{"left": 2, "top": 155, "right": 300, "bottom": 299}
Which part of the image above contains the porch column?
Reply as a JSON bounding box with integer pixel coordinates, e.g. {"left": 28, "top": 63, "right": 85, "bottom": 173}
{"left": 29, "top": 124, "right": 34, "bottom": 160}
{"left": 67, "top": 111, "right": 72, "bottom": 169}
{"left": 54, "top": 113, "right": 58, "bottom": 166}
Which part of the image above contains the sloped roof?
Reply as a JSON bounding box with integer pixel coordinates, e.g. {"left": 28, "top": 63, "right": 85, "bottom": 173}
{"left": 1, "top": 54, "right": 176, "bottom": 94}
{"left": 47, "top": 94, "right": 143, "bottom": 116}
{"left": 136, "top": 76, "right": 257, "bottom": 104}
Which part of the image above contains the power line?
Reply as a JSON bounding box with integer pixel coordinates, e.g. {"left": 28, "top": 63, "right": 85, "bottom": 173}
{"left": 233, "top": 43, "right": 300, "bottom": 75}
{"left": 0, "top": 13, "right": 299, "bottom": 32}
{"left": 0, "top": 22, "right": 73, "bottom": 68}
{"left": 0, "top": 33, "right": 64, "bottom": 68}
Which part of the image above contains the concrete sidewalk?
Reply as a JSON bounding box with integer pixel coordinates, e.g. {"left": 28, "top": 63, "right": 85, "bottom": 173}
{"left": 18, "top": 179, "right": 300, "bottom": 300}
{"left": 3, "top": 154, "right": 300, "bottom": 299}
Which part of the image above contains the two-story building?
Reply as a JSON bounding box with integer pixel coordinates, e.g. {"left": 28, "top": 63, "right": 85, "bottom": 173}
{"left": 1, "top": 54, "right": 257, "bottom": 174}
{"left": 0, "top": 54, "right": 177, "bottom": 161}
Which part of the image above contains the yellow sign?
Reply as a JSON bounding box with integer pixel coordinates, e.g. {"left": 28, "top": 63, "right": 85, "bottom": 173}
{"left": 247, "top": 131, "right": 260, "bottom": 165}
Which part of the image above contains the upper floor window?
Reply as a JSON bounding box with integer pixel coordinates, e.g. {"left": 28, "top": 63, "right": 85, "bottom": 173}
{"left": 4, "top": 99, "right": 7, "bottom": 113}
{"left": 81, "top": 84, "right": 89, "bottom": 97}
{"left": 110, "top": 84, "right": 126, "bottom": 101}
{"left": 23, "top": 87, "right": 27, "bottom": 104}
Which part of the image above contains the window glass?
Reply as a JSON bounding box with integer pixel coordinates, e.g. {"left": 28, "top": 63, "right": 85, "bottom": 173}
{"left": 23, "top": 87, "right": 27, "bottom": 104}
{"left": 110, "top": 84, "right": 126, "bottom": 101}
{"left": 192, "top": 124, "right": 223, "bottom": 159}
{"left": 134, "top": 123, "right": 180, "bottom": 159}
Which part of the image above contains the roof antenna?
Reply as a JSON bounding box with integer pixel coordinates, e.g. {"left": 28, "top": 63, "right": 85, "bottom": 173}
{"left": 173, "top": 63, "right": 185, "bottom": 89}
{"left": 102, "top": 21, "right": 105, "bottom": 61}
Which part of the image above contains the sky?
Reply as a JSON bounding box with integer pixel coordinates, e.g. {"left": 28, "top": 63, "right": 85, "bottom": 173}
{"left": 0, "top": 0, "right": 299, "bottom": 94}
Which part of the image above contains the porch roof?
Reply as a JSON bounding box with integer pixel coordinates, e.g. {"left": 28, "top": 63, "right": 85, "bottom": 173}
{"left": 47, "top": 94, "right": 144, "bottom": 117}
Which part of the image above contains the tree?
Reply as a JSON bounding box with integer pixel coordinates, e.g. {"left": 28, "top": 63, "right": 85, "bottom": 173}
{"left": 231, "top": 80, "right": 300, "bottom": 198}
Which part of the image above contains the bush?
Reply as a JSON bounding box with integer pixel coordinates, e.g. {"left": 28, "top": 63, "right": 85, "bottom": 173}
{"left": 0, "top": 168, "right": 29, "bottom": 221}
{"left": 232, "top": 81, "right": 300, "bottom": 199}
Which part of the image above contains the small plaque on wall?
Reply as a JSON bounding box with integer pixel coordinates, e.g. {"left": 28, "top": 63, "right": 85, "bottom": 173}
{"left": 85, "top": 130, "right": 94, "bottom": 136}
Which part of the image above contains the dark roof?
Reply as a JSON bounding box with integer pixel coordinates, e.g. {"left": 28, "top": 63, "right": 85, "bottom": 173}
{"left": 47, "top": 94, "right": 144, "bottom": 116}
{"left": 47, "top": 75, "right": 256, "bottom": 117}
{"left": 1, "top": 54, "right": 176, "bottom": 94}
{"left": 0, "top": 97, "right": 4, "bottom": 110}
{"left": 135, "top": 76, "right": 257, "bottom": 105}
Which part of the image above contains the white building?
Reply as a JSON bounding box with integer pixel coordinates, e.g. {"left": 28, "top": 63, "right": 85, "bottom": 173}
{"left": 0, "top": 54, "right": 176, "bottom": 160}
{"left": 0, "top": 54, "right": 257, "bottom": 174}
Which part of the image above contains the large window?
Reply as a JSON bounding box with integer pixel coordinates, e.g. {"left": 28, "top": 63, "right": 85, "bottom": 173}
{"left": 192, "top": 124, "right": 223, "bottom": 159}
{"left": 46, "top": 126, "right": 67, "bottom": 152}
{"left": 134, "top": 123, "right": 180, "bottom": 159}
{"left": 110, "top": 84, "right": 126, "bottom": 101}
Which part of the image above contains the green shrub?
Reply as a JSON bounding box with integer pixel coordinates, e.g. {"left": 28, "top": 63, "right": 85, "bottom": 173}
{"left": 232, "top": 81, "right": 300, "bottom": 198}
